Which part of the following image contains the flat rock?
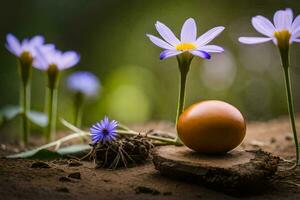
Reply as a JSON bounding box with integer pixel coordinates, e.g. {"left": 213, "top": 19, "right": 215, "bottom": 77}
{"left": 152, "top": 146, "right": 280, "bottom": 195}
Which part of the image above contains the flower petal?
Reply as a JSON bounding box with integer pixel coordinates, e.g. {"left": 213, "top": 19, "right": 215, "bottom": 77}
{"left": 146, "top": 34, "right": 174, "bottom": 50}
{"left": 238, "top": 37, "right": 273, "bottom": 44}
{"left": 180, "top": 18, "right": 197, "bottom": 42}
{"left": 273, "top": 8, "right": 293, "bottom": 31}
{"left": 159, "top": 50, "right": 181, "bottom": 60}
{"left": 190, "top": 50, "right": 211, "bottom": 59}
{"left": 195, "top": 26, "right": 225, "bottom": 47}
{"left": 292, "top": 15, "right": 300, "bottom": 34}
{"left": 6, "top": 34, "right": 21, "bottom": 56}
{"left": 293, "top": 38, "right": 300, "bottom": 42}
{"left": 197, "top": 45, "right": 224, "bottom": 53}
{"left": 155, "top": 21, "right": 180, "bottom": 46}
{"left": 59, "top": 51, "right": 80, "bottom": 70}
{"left": 251, "top": 16, "right": 275, "bottom": 37}
{"left": 29, "top": 35, "right": 45, "bottom": 46}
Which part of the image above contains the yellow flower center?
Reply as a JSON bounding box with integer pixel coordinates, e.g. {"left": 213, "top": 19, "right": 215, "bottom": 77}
{"left": 274, "top": 29, "right": 291, "bottom": 49}
{"left": 176, "top": 43, "right": 197, "bottom": 51}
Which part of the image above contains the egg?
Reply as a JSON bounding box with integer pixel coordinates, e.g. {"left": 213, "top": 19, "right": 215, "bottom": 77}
{"left": 177, "top": 100, "right": 246, "bottom": 154}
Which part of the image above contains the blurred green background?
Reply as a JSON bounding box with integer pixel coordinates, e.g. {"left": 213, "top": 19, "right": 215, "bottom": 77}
{"left": 0, "top": 0, "right": 300, "bottom": 132}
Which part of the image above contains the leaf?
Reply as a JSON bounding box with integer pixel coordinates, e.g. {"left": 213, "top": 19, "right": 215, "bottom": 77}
{"left": 28, "top": 111, "right": 48, "bottom": 127}
{"left": 7, "top": 149, "right": 62, "bottom": 160}
{"left": 0, "top": 105, "right": 20, "bottom": 122}
{"left": 57, "top": 144, "right": 91, "bottom": 156}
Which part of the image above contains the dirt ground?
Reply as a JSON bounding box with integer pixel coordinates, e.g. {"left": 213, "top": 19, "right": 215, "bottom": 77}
{"left": 0, "top": 116, "right": 300, "bottom": 200}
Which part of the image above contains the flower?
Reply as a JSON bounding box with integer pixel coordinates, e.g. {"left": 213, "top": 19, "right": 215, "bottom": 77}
{"left": 146, "top": 18, "right": 225, "bottom": 60}
{"left": 67, "top": 71, "right": 100, "bottom": 97}
{"left": 90, "top": 117, "right": 118, "bottom": 144}
{"left": 238, "top": 8, "right": 300, "bottom": 49}
{"left": 34, "top": 46, "right": 80, "bottom": 71}
{"left": 5, "top": 34, "right": 46, "bottom": 59}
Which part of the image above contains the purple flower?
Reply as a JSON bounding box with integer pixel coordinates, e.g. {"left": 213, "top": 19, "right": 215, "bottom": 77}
{"left": 34, "top": 45, "right": 80, "bottom": 71}
{"left": 67, "top": 71, "right": 100, "bottom": 97}
{"left": 239, "top": 8, "right": 300, "bottom": 46}
{"left": 90, "top": 117, "right": 118, "bottom": 144}
{"left": 5, "top": 34, "right": 48, "bottom": 58}
{"left": 146, "top": 18, "right": 225, "bottom": 60}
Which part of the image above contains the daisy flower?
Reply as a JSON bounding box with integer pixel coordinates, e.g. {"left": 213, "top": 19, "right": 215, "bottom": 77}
{"left": 146, "top": 18, "right": 225, "bottom": 144}
{"left": 6, "top": 34, "right": 45, "bottom": 60}
{"left": 34, "top": 46, "right": 80, "bottom": 141}
{"left": 67, "top": 71, "right": 100, "bottom": 98}
{"left": 239, "top": 8, "right": 299, "bottom": 167}
{"left": 239, "top": 8, "right": 300, "bottom": 48}
{"left": 67, "top": 71, "right": 100, "bottom": 127}
{"left": 90, "top": 117, "right": 118, "bottom": 144}
{"left": 34, "top": 46, "right": 80, "bottom": 72}
{"left": 146, "top": 18, "right": 224, "bottom": 60}
{"left": 5, "top": 34, "right": 49, "bottom": 145}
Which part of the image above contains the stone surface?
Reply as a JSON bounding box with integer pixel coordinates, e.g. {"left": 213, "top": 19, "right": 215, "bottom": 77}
{"left": 152, "top": 145, "right": 280, "bottom": 195}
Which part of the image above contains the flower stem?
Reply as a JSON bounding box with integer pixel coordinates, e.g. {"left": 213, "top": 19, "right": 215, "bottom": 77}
{"left": 283, "top": 67, "right": 299, "bottom": 165}
{"left": 174, "top": 54, "right": 192, "bottom": 143}
{"left": 20, "top": 82, "right": 30, "bottom": 146}
{"left": 46, "top": 87, "right": 58, "bottom": 141}
{"left": 74, "top": 92, "right": 84, "bottom": 127}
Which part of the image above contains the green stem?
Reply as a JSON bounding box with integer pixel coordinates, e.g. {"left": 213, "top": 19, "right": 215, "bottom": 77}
{"left": 20, "top": 82, "right": 30, "bottom": 146}
{"left": 283, "top": 67, "right": 299, "bottom": 165}
{"left": 174, "top": 54, "right": 192, "bottom": 143}
{"left": 74, "top": 92, "right": 84, "bottom": 127}
{"left": 46, "top": 87, "right": 58, "bottom": 141}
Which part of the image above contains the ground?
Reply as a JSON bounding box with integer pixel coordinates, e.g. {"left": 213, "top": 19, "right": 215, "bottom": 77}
{"left": 0, "top": 116, "right": 300, "bottom": 200}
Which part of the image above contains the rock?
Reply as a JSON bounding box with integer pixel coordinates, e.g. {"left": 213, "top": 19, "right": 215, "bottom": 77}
{"left": 59, "top": 177, "right": 72, "bottom": 182}
{"left": 135, "top": 186, "right": 160, "bottom": 195}
{"left": 152, "top": 146, "right": 279, "bottom": 195}
{"left": 30, "top": 161, "right": 50, "bottom": 168}
{"left": 68, "top": 172, "right": 81, "bottom": 179}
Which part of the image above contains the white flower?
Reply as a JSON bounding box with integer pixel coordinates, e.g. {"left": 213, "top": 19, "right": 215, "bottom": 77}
{"left": 146, "top": 18, "right": 225, "bottom": 60}
{"left": 239, "top": 8, "right": 300, "bottom": 48}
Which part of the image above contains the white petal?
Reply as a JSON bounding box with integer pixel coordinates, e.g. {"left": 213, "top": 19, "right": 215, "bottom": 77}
{"left": 274, "top": 8, "right": 293, "bottom": 31}
{"left": 292, "top": 15, "right": 300, "bottom": 34}
{"left": 291, "top": 26, "right": 300, "bottom": 42}
{"left": 251, "top": 16, "right": 275, "bottom": 37}
{"left": 155, "top": 21, "right": 180, "bottom": 46}
{"left": 29, "top": 35, "right": 45, "bottom": 46}
{"left": 238, "top": 37, "right": 273, "bottom": 44}
{"left": 195, "top": 26, "right": 225, "bottom": 47}
{"left": 180, "top": 18, "right": 197, "bottom": 42}
{"left": 159, "top": 50, "right": 181, "bottom": 60}
{"left": 6, "top": 34, "right": 21, "bottom": 56}
{"left": 197, "top": 45, "right": 224, "bottom": 53}
{"left": 146, "top": 34, "right": 175, "bottom": 50}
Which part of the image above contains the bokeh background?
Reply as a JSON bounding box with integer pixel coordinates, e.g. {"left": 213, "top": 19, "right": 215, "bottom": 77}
{"left": 0, "top": 0, "right": 300, "bottom": 134}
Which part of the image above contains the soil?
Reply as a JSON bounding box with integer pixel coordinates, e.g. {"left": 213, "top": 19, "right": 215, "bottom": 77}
{"left": 0, "top": 116, "right": 300, "bottom": 200}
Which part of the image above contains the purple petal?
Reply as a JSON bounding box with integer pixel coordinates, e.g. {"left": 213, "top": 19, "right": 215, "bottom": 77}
{"left": 274, "top": 8, "right": 293, "bottom": 31}
{"left": 180, "top": 18, "right": 197, "bottom": 42}
{"left": 155, "top": 21, "right": 180, "bottom": 46}
{"left": 238, "top": 37, "right": 273, "bottom": 44}
{"left": 59, "top": 51, "right": 80, "bottom": 70}
{"left": 195, "top": 26, "right": 225, "bottom": 47}
{"left": 197, "top": 45, "right": 224, "bottom": 53}
{"left": 159, "top": 50, "right": 181, "bottom": 60}
{"left": 292, "top": 15, "right": 300, "bottom": 34}
{"left": 29, "top": 35, "right": 45, "bottom": 46}
{"left": 190, "top": 50, "right": 211, "bottom": 59}
{"left": 146, "top": 34, "right": 174, "bottom": 49}
{"left": 251, "top": 16, "right": 275, "bottom": 37}
{"left": 6, "top": 34, "right": 21, "bottom": 56}
{"left": 293, "top": 38, "right": 300, "bottom": 42}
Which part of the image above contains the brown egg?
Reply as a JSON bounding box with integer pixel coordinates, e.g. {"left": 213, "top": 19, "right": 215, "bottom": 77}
{"left": 177, "top": 100, "right": 246, "bottom": 154}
